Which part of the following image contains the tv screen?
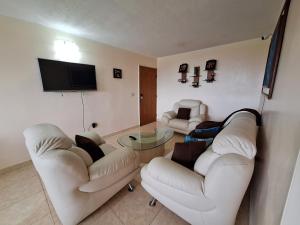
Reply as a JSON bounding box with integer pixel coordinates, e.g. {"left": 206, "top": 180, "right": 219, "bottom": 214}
{"left": 38, "top": 58, "right": 97, "bottom": 91}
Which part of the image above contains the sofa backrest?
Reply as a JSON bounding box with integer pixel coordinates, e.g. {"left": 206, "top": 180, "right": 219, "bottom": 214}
{"left": 23, "top": 123, "right": 73, "bottom": 156}
{"left": 194, "top": 111, "right": 257, "bottom": 176}
{"left": 194, "top": 112, "right": 258, "bottom": 224}
{"left": 173, "top": 99, "right": 204, "bottom": 118}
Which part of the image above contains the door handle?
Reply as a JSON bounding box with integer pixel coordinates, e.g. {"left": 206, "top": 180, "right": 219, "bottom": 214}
{"left": 140, "top": 94, "right": 144, "bottom": 100}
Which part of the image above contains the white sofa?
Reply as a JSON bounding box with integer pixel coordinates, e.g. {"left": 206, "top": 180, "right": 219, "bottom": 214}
{"left": 161, "top": 99, "right": 207, "bottom": 134}
{"left": 141, "top": 112, "right": 258, "bottom": 225}
{"left": 23, "top": 124, "right": 140, "bottom": 225}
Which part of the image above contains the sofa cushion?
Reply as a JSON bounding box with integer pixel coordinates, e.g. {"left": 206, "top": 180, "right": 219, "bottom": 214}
{"left": 69, "top": 146, "right": 93, "bottom": 167}
{"left": 196, "top": 121, "right": 223, "bottom": 129}
{"left": 100, "top": 143, "right": 117, "bottom": 155}
{"left": 75, "top": 135, "right": 105, "bottom": 162}
{"left": 80, "top": 149, "right": 139, "bottom": 192}
{"left": 169, "top": 119, "right": 189, "bottom": 130}
{"left": 212, "top": 112, "right": 257, "bottom": 159}
{"left": 194, "top": 146, "right": 221, "bottom": 176}
{"left": 177, "top": 108, "right": 191, "bottom": 120}
{"left": 172, "top": 142, "right": 207, "bottom": 169}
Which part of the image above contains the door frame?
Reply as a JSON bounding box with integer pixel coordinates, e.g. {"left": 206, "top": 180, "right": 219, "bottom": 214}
{"left": 138, "top": 65, "right": 157, "bottom": 126}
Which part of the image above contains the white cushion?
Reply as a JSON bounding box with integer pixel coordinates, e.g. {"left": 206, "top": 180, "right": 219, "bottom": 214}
{"left": 169, "top": 119, "right": 189, "bottom": 129}
{"left": 80, "top": 149, "right": 139, "bottom": 192}
{"left": 69, "top": 146, "right": 93, "bottom": 167}
{"left": 212, "top": 112, "right": 258, "bottom": 159}
{"left": 194, "top": 146, "right": 221, "bottom": 176}
{"left": 146, "top": 157, "right": 204, "bottom": 195}
{"left": 100, "top": 143, "right": 117, "bottom": 155}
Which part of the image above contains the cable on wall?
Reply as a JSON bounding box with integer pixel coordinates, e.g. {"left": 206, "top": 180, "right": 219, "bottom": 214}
{"left": 80, "top": 91, "right": 86, "bottom": 132}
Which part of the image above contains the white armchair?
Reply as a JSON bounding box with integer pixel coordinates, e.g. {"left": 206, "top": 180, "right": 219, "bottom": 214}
{"left": 23, "top": 124, "right": 139, "bottom": 225}
{"left": 161, "top": 99, "right": 207, "bottom": 134}
{"left": 142, "top": 112, "right": 258, "bottom": 225}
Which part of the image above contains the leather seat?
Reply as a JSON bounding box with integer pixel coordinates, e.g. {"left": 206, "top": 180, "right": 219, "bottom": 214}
{"left": 23, "top": 124, "right": 139, "bottom": 225}
{"left": 161, "top": 99, "right": 207, "bottom": 134}
{"left": 141, "top": 112, "right": 258, "bottom": 225}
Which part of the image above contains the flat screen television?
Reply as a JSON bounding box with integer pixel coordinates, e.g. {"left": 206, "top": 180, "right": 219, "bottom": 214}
{"left": 38, "top": 58, "right": 97, "bottom": 91}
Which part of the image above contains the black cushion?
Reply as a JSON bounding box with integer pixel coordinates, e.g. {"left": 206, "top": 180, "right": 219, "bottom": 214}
{"left": 177, "top": 107, "right": 191, "bottom": 120}
{"left": 195, "top": 121, "right": 223, "bottom": 129}
{"left": 75, "top": 135, "right": 105, "bottom": 162}
{"left": 171, "top": 142, "right": 207, "bottom": 170}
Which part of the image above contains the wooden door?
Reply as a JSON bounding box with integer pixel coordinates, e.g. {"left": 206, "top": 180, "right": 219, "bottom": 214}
{"left": 139, "top": 66, "right": 157, "bottom": 126}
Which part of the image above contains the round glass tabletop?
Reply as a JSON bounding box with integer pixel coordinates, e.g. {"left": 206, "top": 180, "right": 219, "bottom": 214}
{"left": 117, "top": 127, "right": 174, "bottom": 151}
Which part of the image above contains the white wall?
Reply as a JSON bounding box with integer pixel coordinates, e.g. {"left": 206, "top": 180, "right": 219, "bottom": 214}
{"left": 280, "top": 150, "right": 300, "bottom": 225}
{"left": 157, "top": 39, "right": 269, "bottom": 120}
{"left": 250, "top": 0, "right": 300, "bottom": 224}
{"left": 0, "top": 16, "right": 156, "bottom": 170}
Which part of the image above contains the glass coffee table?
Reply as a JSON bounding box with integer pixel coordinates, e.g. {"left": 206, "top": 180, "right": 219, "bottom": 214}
{"left": 117, "top": 127, "right": 174, "bottom": 163}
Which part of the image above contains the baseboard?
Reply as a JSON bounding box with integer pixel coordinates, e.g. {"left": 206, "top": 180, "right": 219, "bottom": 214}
{"left": 0, "top": 160, "right": 32, "bottom": 175}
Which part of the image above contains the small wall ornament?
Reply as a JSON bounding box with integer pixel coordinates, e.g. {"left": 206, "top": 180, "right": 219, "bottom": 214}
{"left": 178, "top": 63, "right": 188, "bottom": 83}
{"left": 204, "top": 60, "right": 217, "bottom": 83}
{"left": 113, "top": 68, "right": 122, "bottom": 79}
{"left": 191, "top": 66, "right": 200, "bottom": 88}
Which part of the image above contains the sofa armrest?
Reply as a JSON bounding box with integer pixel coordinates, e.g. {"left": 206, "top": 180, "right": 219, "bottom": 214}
{"left": 188, "top": 115, "right": 206, "bottom": 130}
{"left": 142, "top": 157, "right": 204, "bottom": 195}
{"left": 163, "top": 111, "right": 177, "bottom": 120}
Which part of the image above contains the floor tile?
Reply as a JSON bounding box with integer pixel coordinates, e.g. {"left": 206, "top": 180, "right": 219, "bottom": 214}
{"left": 151, "top": 207, "right": 189, "bottom": 225}
{"left": 0, "top": 174, "right": 43, "bottom": 210}
{"left": 0, "top": 191, "right": 50, "bottom": 225}
{"left": 108, "top": 184, "right": 162, "bottom": 225}
{"left": 30, "top": 214, "right": 54, "bottom": 225}
{"left": 80, "top": 203, "right": 123, "bottom": 225}
{"left": 0, "top": 163, "right": 37, "bottom": 190}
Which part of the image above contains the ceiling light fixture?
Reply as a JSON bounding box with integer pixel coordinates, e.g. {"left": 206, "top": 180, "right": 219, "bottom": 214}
{"left": 54, "top": 39, "right": 81, "bottom": 62}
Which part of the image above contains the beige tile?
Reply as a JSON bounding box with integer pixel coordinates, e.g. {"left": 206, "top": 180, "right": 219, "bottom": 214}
{"left": 0, "top": 161, "right": 33, "bottom": 176}
{"left": 0, "top": 191, "right": 50, "bottom": 225}
{"left": 0, "top": 162, "right": 38, "bottom": 190}
{"left": 0, "top": 174, "right": 43, "bottom": 210}
{"left": 31, "top": 214, "right": 54, "bottom": 225}
{"left": 151, "top": 207, "right": 189, "bottom": 225}
{"left": 109, "top": 184, "right": 162, "bottom": 225}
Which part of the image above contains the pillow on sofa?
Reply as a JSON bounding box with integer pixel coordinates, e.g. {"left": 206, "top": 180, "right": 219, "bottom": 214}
{"left": 177, "top": 108, "right": 191, "bottom": 120}
{"left": 75, "top": 135, "right": 105, "bottom": 162}
{"left": 171, "top": 142, "right": 207, "bottom": 170}
{"left": 196, "top": 121, "right": 223, "bottom": 129}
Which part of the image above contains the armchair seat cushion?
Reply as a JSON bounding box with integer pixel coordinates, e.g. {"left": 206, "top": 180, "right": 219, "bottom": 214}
{"left": 144, "top": 157, "right": 204, "bottom": 195}
{"left": 141, "top": 157, "right": 215, "bottom": 211}
{"left": 169, "top": 119, "right": 189, "bottom": 130}
{"left": 79, "top": 149, "right": 139, "bottom": 192}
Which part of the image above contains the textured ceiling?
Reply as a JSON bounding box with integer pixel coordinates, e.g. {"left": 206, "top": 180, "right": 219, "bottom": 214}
{"left": 0, "top": 0, "right": 283, "bottom": 57}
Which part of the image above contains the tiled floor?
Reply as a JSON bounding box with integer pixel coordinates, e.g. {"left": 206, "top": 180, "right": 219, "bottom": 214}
{"left": 0, "top": 122, "right": 248, "bottom": 225}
